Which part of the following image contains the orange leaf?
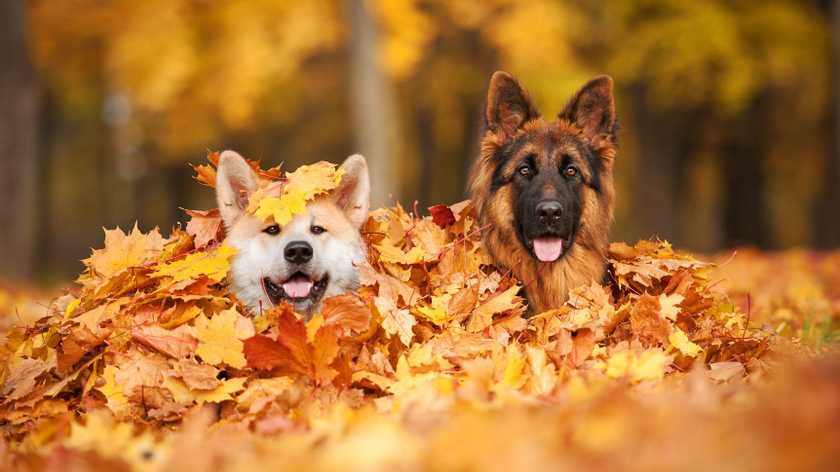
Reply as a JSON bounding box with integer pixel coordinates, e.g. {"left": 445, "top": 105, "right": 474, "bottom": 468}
{"left": 183, "top": 208, "right": 223, "bottom": 249}
{"left": 321, "top": 294, "right": 372, "bottom": 335}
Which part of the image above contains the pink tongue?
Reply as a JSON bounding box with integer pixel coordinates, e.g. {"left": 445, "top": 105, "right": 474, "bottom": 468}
{"left": 282, "top": 275, "right": 313, "bottom": 298}
{"left": 533, "top": 238, "right": 564, "bottom": 262}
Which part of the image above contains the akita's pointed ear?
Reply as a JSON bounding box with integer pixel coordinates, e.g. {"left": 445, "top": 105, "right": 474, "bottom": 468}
{"left": 216, "top": 150, "right": 259, "bottom": 227}
{"left": 560, "top": 75, "right": 617, "bottom": 145}
{"left": 486, "top": 71, "right": 539, "bottom": 142}
{"left": 332, "top": 154, "right": 370, "bottom": 229}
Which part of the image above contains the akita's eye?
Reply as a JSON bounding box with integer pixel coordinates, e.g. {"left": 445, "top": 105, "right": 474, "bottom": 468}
{"left": 518, "top": 165, "right": 532, "bottom": 178}
{"left": 311, "top": 225, "right": 326, "bottom": 235}
{"left": 564, "top": 166, "right": 579, "bottom": 178}
{"left": 263, "top": 224, "right": 281, "bottom": 235}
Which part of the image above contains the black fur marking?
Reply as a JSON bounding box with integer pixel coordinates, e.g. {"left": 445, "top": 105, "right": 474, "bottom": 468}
{"left": 576, "top": 142, "right": 602, "bottom": 193}
{"left": 490, "top": 136, "right": 528, "bottom": 193}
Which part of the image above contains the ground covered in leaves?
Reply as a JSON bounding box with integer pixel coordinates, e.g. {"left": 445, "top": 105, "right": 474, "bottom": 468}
{"left": 2, "top": 157, "right": 839, "bottom": 471}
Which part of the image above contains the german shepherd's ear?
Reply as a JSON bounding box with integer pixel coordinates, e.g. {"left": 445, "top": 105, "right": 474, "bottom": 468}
{"left": 486, "top": 71, "right": 540, "bottom": 142}
{"left": 560, "top": 75, "right": 617, "bottom": 144}
{"left": 332, "top": 154, "right": 370, "bottom": 229}
{"left": 216, "top": 150, "right": 259, "bottom": 227}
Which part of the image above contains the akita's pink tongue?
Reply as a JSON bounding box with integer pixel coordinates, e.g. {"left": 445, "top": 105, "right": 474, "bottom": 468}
{"left": 533, "top": 237, "right": 564, "bottom": 262}
{"left": 282, "top": 275, "right": 313, "bottom": 298}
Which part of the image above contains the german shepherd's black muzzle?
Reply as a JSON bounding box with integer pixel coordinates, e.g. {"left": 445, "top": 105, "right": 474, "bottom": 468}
{"left": 515, "top": 168, "right": 582, "bottom": 262}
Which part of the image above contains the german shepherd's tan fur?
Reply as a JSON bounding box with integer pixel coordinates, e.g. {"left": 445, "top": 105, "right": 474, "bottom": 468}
{"left": 469, "top": 72, "right": 618, "bottom": 312}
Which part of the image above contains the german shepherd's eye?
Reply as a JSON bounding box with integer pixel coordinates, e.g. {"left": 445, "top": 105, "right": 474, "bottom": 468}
{"left": 518, "top": 164, "right": 533, "bottom": 178}
{"left": 263, "top": 224, "right": 281, "bottom": 235}
{"left": 564, "top": 166, "right": 579, "bottom": 178}
{"left": 310, "top": 225, "right": 326, "bottom": 235}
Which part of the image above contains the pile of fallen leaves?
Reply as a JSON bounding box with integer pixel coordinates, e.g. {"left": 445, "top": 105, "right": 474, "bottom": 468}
{"left": 1, "top": 155, "right": 839, "bottom": 471}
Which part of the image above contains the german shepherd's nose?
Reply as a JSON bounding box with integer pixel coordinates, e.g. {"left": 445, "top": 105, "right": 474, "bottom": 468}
{"left": 536, "top": 201, "right": 563, "bottom": 224}
{"left": 284, "top": 241, "right": 313, "bottom": 264}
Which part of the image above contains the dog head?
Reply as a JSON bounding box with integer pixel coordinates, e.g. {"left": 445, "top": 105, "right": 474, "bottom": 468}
{"left": 472, "top": 71, "right": 618, "bottom": 263}
{"left": 215, "top": 151, "right": 370, "bottom": 318}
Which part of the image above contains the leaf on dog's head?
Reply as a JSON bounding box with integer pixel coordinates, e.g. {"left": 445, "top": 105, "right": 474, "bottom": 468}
{"left": 192, "top": 151, "right": 282, "bottom": 188}
{"left": 151, "top": 245, "right": 237, "bottom": 283}
{"left": 284, "top": 161, "right": 344, "bottom": 199}
{"left": 254, "top": 191, "right": 307, "bottom": 225}
{"left": 251, "top": 161, "right": 343, "bottom": 224}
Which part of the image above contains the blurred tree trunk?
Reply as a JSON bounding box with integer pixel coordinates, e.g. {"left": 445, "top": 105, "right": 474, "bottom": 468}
{"left": 347, "top": 0, "right": 399, "bottom": 207}
{"left": 0, "top": 1, "right": 39, "bottom": 280}
{"left": 631, "top": 88, "right": 690, "bottom": 244}
{"left": 721, "top": 94, "right": 771, "bottom": 249}
{"left": 818, "top": 0, "right": 840, "bottom": 248}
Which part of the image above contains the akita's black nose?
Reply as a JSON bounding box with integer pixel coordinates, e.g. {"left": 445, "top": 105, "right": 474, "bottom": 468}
{"left": 284, "top": 241, "right": 313, "bottom": 264}
{"left": 536, "top": 200, "right": 563, "bottom": 224}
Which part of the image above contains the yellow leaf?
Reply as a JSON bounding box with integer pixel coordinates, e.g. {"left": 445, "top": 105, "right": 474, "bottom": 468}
{"left": 669, "top": 328, "right": 702, "bottom": 357}
{"left": 151, "top": 245, "right": 237, "bottom": 283}
{"left": 375, "top": 244, "right": 426, "bottom": 265}
{"left": 194, "top": 308, "right": 247, "bottom": 369}
{"left": 499, "top": 345, "right": 527, "bottom": 390}
{"left": 605, "top": 349, "right": 670, "bottom": 383}
{"left": 254, "top": 190, "right": 307, "bottom": 225}
{"left": 467, "top": 284, "right": 523, "bottom": 332}
{"left": 284, "top": 161, "right": 344, "bottom": 199}
{"left": 414, "top": 294, "right": 451, "bottom": 325}
{"left": 64, "top": 298, "right": 80, "bottom": 319}
{"left": 85, "top": 224, "right": 165, "bottom": 279}
{"left": 163, "top": 376, "right": 247, "bottom": 404}
{"left": 97, "top": 365, "right": 129, "bottom": 416}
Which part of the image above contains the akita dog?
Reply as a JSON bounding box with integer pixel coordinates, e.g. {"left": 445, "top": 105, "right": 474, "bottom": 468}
{"left": 215, "top": 150, "right": 370, "bottom": 318}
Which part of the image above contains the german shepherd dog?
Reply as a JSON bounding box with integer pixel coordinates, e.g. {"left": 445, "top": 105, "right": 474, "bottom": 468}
{"left": 468, "top": 72, "right": 618, "bottom": 313}
{"left": 216, "top": 151, "right": 370, "bottom": 318}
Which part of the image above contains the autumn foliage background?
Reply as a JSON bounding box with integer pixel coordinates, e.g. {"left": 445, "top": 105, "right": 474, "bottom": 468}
{"left": 1, "top": 1, "right": 840, "bottom": 471}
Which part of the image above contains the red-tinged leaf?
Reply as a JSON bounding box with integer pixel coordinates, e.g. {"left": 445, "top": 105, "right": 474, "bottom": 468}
{"left": 312, "top": 325, "right": 340, "bottom": 384}
{"left": 183, "top": 208, "right": 223, "bottom": 249}
{"left": 243, "top": 335, "right": 307, "bottom": 374}
{"left": 321, "top": 294, "right": 372, "bottom": 336}
{"left": 429, "top": 204, "right": 455, "bottom": 228}
{"left": 274, "top": 307, "right": 312, "bottom": 369}
{"left": 132, "top": 325, "right": 197, "bottom": 359}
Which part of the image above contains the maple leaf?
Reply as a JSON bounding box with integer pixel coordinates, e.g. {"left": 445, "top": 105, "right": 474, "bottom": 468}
{"left": 194, "top": 308, "right": 247, "bottom": 369}
{"left": 2, "top": 357, "right": 53, "bottom": 402}
{"left": 284, "top": 161, "right": 344, "bottom": 198}
{"left": 375, "top": 296, "right": 416, "bottom": 346}
{"left": 183, "top": 208, "right": 223, "bottom": 249}
{"left": 669, "top": 328, "right": 702, "bottom": 358}
{"left": 659, "top": 293, "right": 684, "bottom": 321}
{"left": 375, "top": 243, "right": 427, "bottom": 265}
{"left": 170, "top": 359, "right": 221, "bottom": 390}
{"left": 131, "top": 325, "right": 197, "bottom": 359}
{"left": 85, "top": 224, "right": 164, "bottom": 280}
{"left": 97, "top": 365, "right": 130, "bottom": 416}
{"left": 243, "top": 308, "right": 341, "bottom": 384}
{"left": 254, "top": 191, "right": 307, "bottom": 225}
{"left": 467, "top": 284, "right": 523, "bottom": 333}
{"left": 321, "top": 294, "right": 372, "bottom": 335}
{"left": 428, "top": 204, "right": 456, "bottom": 228}
{"left": 151, "top": 245, "right": 237, "bottom": 283}
{"left": 629, "top": 294, "right": 671, "bottom": 346}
